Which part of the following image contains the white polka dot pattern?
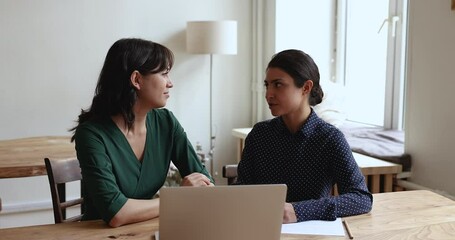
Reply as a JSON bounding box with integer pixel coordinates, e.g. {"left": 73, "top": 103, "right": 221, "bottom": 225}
{"left": 237, "top": 110, "right": 373, "bottom": 222}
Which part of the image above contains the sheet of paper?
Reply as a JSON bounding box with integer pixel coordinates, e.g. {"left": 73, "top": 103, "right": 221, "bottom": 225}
{"left": 281, "top": 218, "right": 345, "bottom": 236}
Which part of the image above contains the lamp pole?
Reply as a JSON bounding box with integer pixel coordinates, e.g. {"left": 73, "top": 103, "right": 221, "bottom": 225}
{"left": 209, "top": 53, "right": 215, "bottom": 177}
{"left": 186, "top": 20, "right": 237, "bottom": 178}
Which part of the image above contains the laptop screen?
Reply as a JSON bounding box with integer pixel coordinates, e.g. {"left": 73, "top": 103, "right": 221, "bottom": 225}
{"left": 158, "top": 184, "right": 287, "bottom": 240}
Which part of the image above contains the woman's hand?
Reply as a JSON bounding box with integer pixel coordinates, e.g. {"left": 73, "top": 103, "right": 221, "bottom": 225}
{"left": 180, "top": 172, "right": 214, "bottom": 187}
{"left": 283, "top": 202, "right": 297, "bottom": 223}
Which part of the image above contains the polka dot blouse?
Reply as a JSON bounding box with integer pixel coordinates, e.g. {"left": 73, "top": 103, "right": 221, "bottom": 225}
{"left": 237, "top": 109, "right": 373, "bottom": 222}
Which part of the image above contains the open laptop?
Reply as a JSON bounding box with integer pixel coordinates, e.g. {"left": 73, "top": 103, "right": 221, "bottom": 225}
{"left": 158, "top": 184, "right": 287, "bottom": 240}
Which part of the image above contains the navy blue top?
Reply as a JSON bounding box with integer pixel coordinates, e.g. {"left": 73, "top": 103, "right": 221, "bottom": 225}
{"left": 236, "top": 109, "right": 373, "bottom": 222}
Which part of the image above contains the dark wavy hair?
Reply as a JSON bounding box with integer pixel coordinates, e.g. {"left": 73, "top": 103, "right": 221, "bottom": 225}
{"left": 267, "top": 49, "right": 323, "bottom": 106}
{"left": 70, "top": 38, "right": 174, "bottom": 141}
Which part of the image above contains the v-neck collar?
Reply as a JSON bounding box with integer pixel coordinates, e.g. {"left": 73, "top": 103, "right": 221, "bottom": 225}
{"left": 107, "top": 116, "right": 149, "bottom": 165}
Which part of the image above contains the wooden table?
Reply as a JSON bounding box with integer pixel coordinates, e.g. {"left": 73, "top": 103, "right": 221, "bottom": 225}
{"left": 0, "top": 218, "right": 160, "bottom": 240}
{"left": 1, "top": 190, "right": 454, "bottom": 239}
{"left": 232, "top": 128, "right": 402, "bottom": 193}
{"left": 0, "top": 136, "right": 75, "bottom": 178}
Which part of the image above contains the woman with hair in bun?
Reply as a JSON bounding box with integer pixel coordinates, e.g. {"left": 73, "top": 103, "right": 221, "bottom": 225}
{"left": 236, "top": 49, "right": 372, "bottom": 223}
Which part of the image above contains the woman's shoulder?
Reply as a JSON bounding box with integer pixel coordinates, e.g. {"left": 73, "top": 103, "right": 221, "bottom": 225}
{"left": 74, "top": 117, "right": 116, "bottom": 140}
{"left": 313, "top": 117, "right": 348, "bottom": 145}
{"left": 251, "top": 118, "right": 275, "bottom": 130}
{"left": 148, "top": 108, "right": 174, "bottom": 116}
{"left": 248, "top": 118, "right": 281, "bottom": 137}
{"left": 76, "top": 117, "right": 110, "bottom": 132}
{"left": 148, "top": 108, "right": 174, "bottom": 118}
{"left": 147, "top": 108, "right": 180, "bottom": 128}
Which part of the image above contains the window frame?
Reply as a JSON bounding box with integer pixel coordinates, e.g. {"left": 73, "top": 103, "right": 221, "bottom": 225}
{"left": 334, "top": 0, "right": 408, "bottom": 130}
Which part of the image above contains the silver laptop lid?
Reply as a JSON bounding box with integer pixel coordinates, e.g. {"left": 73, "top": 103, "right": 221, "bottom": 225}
{"left": 159, "top": 184, "right": 287, "bottom": 240}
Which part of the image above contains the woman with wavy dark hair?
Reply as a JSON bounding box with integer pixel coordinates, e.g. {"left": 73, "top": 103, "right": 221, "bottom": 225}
{"left": 236, "top": 49, "right": 372, "bottom": 223}
{"left": 71, "top": 38, "right": 213, "bottom": 227}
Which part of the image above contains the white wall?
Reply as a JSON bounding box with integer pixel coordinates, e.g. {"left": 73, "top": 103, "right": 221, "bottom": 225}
{"left": 0, "top": 0, "right": 252, "bottom": 228}
{"left": 405, "top": 0, "right": 455, "bottom": 196}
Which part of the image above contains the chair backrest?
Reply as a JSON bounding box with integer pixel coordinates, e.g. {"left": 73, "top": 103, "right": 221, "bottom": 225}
{"left": 222, "top": 164, "right": 238, "bottom": 185}
{"left": 44, "top": 157, "right": 84, "bottom": 223}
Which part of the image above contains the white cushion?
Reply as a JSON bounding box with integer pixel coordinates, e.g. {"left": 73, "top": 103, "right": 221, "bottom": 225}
{"left": 313, "top": 81, "right": 347, "bottom": 127}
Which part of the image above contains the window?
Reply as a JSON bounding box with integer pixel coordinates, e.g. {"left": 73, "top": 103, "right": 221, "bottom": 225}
{"left": 335, "top": 0, "right": 408, "bottom": 130}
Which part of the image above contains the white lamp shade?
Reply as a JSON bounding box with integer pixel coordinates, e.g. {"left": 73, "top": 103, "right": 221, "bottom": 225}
{"left": 186, "top": 21, "right": 237, "bottom": 55}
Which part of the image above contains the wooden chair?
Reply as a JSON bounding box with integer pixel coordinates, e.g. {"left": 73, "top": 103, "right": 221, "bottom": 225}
{"left": 44, "top": 157, "right": 84, "bottom": 223}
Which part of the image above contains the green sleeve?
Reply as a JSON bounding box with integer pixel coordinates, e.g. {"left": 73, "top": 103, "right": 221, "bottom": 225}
{"left": 75, "top": 124, "right": 128, "bottom": 223}
{"left": 167, "top": 111, "right": 214, "bottom": 183}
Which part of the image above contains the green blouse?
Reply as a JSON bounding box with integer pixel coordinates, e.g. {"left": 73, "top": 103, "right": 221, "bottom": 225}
{"left": 74, "top": 108, "right": 212, "bottom": 223}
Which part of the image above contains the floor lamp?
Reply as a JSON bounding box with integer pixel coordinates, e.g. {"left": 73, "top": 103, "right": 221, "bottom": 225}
{"left": 186, "top": 20, "right": 237, "bottom": 177}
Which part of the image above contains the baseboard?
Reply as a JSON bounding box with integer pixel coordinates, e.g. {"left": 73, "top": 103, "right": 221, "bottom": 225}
{"left": 0, "top": 200, "right": 52, "bottom": 215}
{"left": 396, "top": 179, "right": 455, "bottom": 201}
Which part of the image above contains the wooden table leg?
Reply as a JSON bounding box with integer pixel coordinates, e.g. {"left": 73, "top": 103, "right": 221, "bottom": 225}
{"left": 237, "top": 139, "right": 244, "bottom": 163}
{"left": 383, "top": 174, "right": 393, "bottom": 192}
{"left": 370, "top": 175, "right": 380, "bottom": 193}
{"left": 332, "top": 184, "right": 339, "bottom": 196}
{"left": 237, "top": 139, "right": 243, "bottom": 163}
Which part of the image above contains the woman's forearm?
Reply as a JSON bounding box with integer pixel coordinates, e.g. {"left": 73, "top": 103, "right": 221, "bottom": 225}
{"left": 109, "top": 198, "right": 159, "bottom": 227}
